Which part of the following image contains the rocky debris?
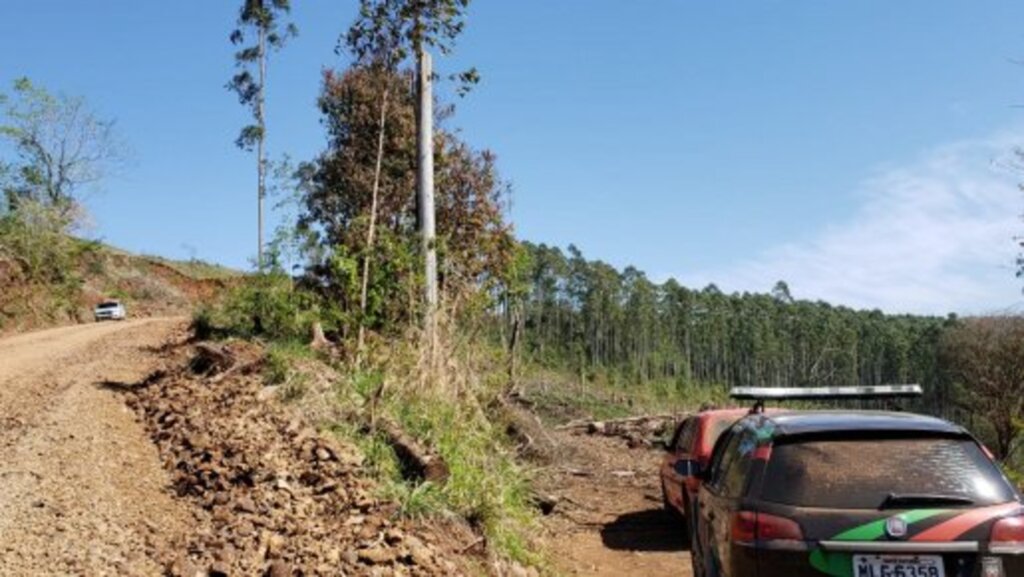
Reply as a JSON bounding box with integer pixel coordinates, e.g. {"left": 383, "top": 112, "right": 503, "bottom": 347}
{"left": 126, "top": 341, "right": 462, "bottom": 576}
{"left": 190, "top": 342, "right": 236, "bottom": 375}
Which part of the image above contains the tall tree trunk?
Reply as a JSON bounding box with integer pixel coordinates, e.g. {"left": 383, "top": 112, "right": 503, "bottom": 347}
{"left": 416, "top": 48, "right": 437, "bottom": 337}
{"left": 356, "top": 84, "right": 391, "bottom": 360}
{"left": 256, "top": 24, "right": 267, "bottom": 271}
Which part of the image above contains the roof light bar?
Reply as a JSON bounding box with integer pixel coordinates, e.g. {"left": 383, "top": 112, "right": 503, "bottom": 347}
{"left": 730, "top": 384, "right": 923, "bottom": 401}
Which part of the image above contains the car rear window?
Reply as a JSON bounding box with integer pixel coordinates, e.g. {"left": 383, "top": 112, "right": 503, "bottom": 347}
{"left": 760, "top": 436, "right": 1016, "bottom": 509}
{"left": 97, "top": 303, "right": 119, "bottom": 309}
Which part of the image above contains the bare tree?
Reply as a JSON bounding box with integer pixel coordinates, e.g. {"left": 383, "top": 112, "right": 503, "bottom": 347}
{"left": 0, "top": 78, "right": 127, "bottom": 218}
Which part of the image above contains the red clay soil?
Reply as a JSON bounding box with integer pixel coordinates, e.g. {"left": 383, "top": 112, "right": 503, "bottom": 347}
{"left": 533, "top": 423, "right": 693, "bottom": 576}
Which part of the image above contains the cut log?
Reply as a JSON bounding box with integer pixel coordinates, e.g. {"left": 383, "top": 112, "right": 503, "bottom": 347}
{"left": 209, "top": 357, "right": 264, "bottom": 384}
{"left": 375, "top": 419, "right": 449, "bottom": 484}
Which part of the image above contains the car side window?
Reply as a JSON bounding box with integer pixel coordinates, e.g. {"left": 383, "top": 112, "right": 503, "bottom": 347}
{"left": 721, "top": 430, "right": 756, "bottom": 497}
{"left": 707, "top": 428, "right": 740, "bottom": 491}
{"left": 668, "top": 419, "right": 688, "bottom": 453}
{"left": 676, "top": 418, "right": 696, "bottom": 453}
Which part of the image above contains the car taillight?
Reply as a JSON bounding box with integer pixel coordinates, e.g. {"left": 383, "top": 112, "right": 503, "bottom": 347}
{"left": 991, "top": 515, "right": 1024, "bottom": 544}
{"left": 731, "top": 511, "right": 803, "bottom": 542}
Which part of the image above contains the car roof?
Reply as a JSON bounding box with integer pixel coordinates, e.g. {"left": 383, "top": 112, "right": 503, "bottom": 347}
{"left": 695, "top": 408, "right": 750, "bottom": 421}
{"left": 752, "top": 410, "right": 966, "bottom": 437}
{"left": 695, "top": 407, "right": 784, "bottom": 424}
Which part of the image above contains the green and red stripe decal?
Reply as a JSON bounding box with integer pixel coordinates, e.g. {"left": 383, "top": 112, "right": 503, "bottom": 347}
{"left": 909, "top": 502, "right": 1020, "bottom": 542}
{"left": 809, "top": 503, "right": 1022, "bottom": 577}
{"left": 809, "top": 509, "right": 946, "bottom": 577}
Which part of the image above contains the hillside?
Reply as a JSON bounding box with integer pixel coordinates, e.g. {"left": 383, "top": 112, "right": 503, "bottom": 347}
{"left": 0, "top": 238, "right": 238, "bottom": 335}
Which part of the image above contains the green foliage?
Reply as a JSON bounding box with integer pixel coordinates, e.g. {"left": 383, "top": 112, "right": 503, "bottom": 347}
{"left": 0, "top": 77, "right": 126, "bottom": 215}
{"left": 193, "top": 272, "right": 322, "bottom": 341}
{"left": 346, "top": 0, "right": 478, "bottom": 94}
{"left": 294, "top": 66, "right": 512, "bottom": 337}
{"left": 228, "top": 0, "right": 297, "bottom": 151}
{"left": 0, "top": 200, "right": 77, "bottom": 285}
{"left": 332, "top": 377, "right": 542, "bottom": 566}
{"left": 514, "top": 242, "right": 956, "bottom": 417}
{"left": 0, "top": 200, "right": 97, "bottom": 324}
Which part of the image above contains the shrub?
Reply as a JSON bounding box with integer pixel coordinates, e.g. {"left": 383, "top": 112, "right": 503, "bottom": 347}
{"left": 0, "top": 200, "right": 78, "bottom": 286}
{"left": 0, "top": 200, "right": 96, "bottom": 321}
{"left": 193, "top": 272, "right": 323, "bottom": 342}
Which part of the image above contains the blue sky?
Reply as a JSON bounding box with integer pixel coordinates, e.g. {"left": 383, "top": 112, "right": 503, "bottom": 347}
{"left": 2, "top": 1, "right": 1023, "bottom": 314}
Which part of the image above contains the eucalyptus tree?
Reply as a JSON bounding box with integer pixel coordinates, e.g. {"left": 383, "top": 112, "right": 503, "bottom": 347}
{"left": 228, "top": 0, "right": 296, "bottom": 270}
{"left": 514, "top": 242, "right": 950, "bottom": 402}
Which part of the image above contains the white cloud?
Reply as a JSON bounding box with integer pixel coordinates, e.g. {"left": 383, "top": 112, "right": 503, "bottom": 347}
{"left": 682, "top": 129, "right": 1024, "bottom": 315}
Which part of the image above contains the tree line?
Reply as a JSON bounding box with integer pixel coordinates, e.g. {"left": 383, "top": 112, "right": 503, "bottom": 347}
{"left": 517, "top": 242, "right": 948, "bottom": 389}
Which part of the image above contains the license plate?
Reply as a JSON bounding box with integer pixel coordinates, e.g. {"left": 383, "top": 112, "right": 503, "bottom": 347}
{"left": 852, "top": 554, "right": 945, "bottom": 577}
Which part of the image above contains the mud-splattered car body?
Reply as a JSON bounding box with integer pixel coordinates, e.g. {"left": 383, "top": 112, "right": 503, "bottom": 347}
{"left": 660, "top": 409, "right": 750, "bottom": 526}
{"left": 688, "top": 411, "right": 1024, "bottom": 577}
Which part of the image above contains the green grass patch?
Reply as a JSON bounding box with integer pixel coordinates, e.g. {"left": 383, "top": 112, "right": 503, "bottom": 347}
{"left": 520, "top": 364, "right": 732, "bottom": 425}
{"left": 264, "top": 341, "right": 315, "bottom": 401}
{"left": 330, "top": 370, "right": 545, "bottom": 568}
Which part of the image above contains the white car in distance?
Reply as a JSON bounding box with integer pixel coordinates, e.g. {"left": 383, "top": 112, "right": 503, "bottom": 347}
{"left": 94, "top": 300, "right": 127, "bottom": 322}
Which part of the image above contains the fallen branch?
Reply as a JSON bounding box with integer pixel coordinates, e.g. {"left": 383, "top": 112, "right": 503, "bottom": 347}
{"left": 457, "top": 536, "right": 486, "bottom": 554}
{"left": 555, "top": 413, "right": 678, "bottom": 433}
{"left": 374, "top": 418, "right": 449, "bottom": 484}
{"left": 209, "top": 358, "right": 264, "bottom": 384}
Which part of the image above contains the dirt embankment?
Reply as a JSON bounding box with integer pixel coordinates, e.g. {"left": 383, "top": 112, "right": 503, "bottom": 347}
{"left": 0, "top": 246, "right": 234, "bottom": 336}
{"left": 126, "top": 339, "right": 462, "bottom": 576}
{"left": 0, "top": 320, "right": 467, "bottom": 576}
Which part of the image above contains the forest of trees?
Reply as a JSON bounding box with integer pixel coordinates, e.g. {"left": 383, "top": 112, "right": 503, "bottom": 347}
{"left": 515, "top": 242, "right": 960, "bottom": 413}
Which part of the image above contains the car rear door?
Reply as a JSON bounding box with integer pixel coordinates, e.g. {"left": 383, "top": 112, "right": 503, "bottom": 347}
{"left": 662, "top": 416, "right": 696, "bottom": 511}
{"left": 697, "top": 426, "right": 759, "bottom": 577}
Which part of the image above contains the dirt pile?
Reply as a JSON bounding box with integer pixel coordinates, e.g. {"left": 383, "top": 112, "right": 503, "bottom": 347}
{"left": 126, "top": 341, "right": 462, "bottom": 576}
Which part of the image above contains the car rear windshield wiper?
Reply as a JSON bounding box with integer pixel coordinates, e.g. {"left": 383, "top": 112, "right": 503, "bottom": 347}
{"left": 880, "top": 493, "right": 975, "bottom": 509}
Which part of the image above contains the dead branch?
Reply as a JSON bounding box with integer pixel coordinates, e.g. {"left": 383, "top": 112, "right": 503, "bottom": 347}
{"left": 374, "top": 418, "right": 449, "bottom": 484}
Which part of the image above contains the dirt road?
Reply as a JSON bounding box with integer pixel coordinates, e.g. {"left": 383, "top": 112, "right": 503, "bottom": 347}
{"left": 0, "top": 319, "right": 693, "bottom": 576}
{"left": 0, "top": 319, "right": 191, "bottom": 576}
{"left": 536, "top": 427, "right": 693, "bottom": 576}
